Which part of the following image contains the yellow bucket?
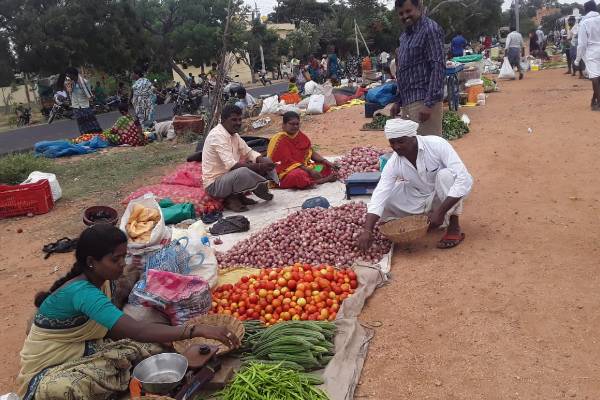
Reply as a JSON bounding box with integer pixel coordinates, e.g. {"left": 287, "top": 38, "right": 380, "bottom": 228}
{"left": 531, "top": 64, "right": 539, "bottom": 71}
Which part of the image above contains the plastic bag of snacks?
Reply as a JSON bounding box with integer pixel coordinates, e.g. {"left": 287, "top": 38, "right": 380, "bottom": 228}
{"left": 145, "top": 270, "right": 212, "bottom": 325}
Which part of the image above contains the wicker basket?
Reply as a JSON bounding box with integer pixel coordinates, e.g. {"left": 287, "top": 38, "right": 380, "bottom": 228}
{"left": 379, "top": 215, "right": 429, "bottom": 243}
{"left": 172, "top": 314, "right": 244, "bottom": 356}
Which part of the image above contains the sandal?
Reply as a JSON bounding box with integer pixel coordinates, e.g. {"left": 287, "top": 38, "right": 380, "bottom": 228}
{"left": 437, "top": 232, "right": 465, "bottom": 249}
{"left": 224, "top": 197, "right": 248, "bottom": 213}
{"left": 42, "top": 237, "right": 78, "bottom": 259}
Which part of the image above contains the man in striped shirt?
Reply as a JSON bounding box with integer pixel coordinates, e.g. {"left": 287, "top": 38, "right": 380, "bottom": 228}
{"left": 390, "top": 0, "right": 445, "bottom": 136}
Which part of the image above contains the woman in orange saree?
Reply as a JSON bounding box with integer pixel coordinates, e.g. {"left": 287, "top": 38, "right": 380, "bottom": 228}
{"left": 267, "top": 111, "right": 337, "bottom": 189}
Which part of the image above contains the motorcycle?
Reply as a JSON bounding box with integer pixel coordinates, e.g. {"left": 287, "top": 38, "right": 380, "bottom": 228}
{"left": 172, "top": 86, "right": 204, "bottom": 116}
{"left": 16, "top": 107, "right": 31, "bottom": 127}
{"left": 48, "top": 92, "right": 74, "bottom": 124}
{"left": 258, "top": 70, "right": 272, "bottom": 86}
{"left": 94, "top": 95, "right": 123, "bottom": 114}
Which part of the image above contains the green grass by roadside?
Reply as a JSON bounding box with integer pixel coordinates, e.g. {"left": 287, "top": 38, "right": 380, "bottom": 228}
{"left": 0, "top": 142, "right": 193, "bottom": 200}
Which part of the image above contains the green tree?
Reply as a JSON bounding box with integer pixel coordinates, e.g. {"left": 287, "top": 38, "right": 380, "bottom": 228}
{"left": 136, "top": 0, "right": 248, "bottom": 82}
{"left": 242, "top": 21, "right": 281, "bottom": 72}
{"left": 0, "top": 0, "right": 147, "bottom": 75}
{"left": 286, "top": 21, "right": 320, "bottom": 59}
{"left": 269, "top": 0, "right": 334, "bottom": 25}
{"left": 0, "top": 33, "right": 14, "bottom": 87}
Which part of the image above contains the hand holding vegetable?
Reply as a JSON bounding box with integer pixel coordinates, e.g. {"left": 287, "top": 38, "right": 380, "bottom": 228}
{"left": 194, "top": 325, "right": 240, "bottom": 349}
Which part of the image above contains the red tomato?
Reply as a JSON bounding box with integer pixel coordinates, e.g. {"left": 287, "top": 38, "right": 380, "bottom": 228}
{"left": 348, "top": 270, "right": 357, "bottom": 280}
{"left": 231, "top": 293, "right": 241, "bottom": 302}
{"left": 291, "top": 272, "right": 300, "bottom": 281}
{"left": 266, "top": 281, "right": 276, "bottom": 291}
{"left": 251, "top": 312, "right": 259, "bottom": 319}
{"left": 350, "top": 280, "right": 358, "bottom": 289}
{"left": 303, "top": 274, "right": 314, "bottom": 283}
{"left": 265, "top": 305, "right": 274, "bottom": 313}
{"left": 325, "top": 272, "right": 334, "bottom": 281}
{"left": 272, "top": 298, "right": 282, "bottom": 307}
{"left": 248, "top": 294, "right": 259, "bottom": 304}
{"left": 241, "top": 276, "right": 249, "bottom": 283}
{"left": 277, "top": 277, "right": 287, "bottom": 286}
{"left": 318, "top": 278, "right": 330, "bottom": 290}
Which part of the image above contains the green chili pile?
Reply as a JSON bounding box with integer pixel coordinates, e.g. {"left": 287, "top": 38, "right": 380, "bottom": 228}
{"left": 218, "top": 362, "right": 329, "bottom": 400}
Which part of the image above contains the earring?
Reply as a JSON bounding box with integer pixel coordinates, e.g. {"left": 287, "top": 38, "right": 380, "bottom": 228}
{"left": 88, "top": 264, "right": 94, "bottom": 269}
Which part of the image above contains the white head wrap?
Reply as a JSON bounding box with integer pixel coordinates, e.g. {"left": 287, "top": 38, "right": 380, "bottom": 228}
{"left": 384, "top": 118, "right": 419, "bottom": 139}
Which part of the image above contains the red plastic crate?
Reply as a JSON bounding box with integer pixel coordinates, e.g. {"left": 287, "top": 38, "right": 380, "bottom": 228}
{"left": 0, "top": 179, "right": 54, "bottom": 219}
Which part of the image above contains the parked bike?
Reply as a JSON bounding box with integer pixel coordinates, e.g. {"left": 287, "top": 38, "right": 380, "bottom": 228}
{"left": 48, "top": 92, "right": 74, "bottom": 124}
{"left": 16, "top": 106, "right": 31, "bottom": 127}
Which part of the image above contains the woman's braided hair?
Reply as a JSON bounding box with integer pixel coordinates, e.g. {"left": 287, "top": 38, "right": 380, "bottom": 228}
{"left": 34, "top": 224, "right": 127, "bottom": 307}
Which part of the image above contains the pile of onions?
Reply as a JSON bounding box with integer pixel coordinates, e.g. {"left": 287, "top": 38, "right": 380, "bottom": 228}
{"left": 336, "top": 147, "right": 389, "bottom": 181}
{"left": 217, "top": 202, "right": 391, "bottom": 268}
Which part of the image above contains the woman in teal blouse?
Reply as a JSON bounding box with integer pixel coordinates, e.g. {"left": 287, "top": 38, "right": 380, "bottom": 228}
{"left": 17, "top": 224, "right": 239, "bottom": 400}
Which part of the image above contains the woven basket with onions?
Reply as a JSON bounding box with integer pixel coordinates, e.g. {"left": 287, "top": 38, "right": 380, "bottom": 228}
{"left": 172, "top": 314, "right": 244, "bottom": 356}
{"left": 378, "top": 215, "right": 429, "bottom": 244}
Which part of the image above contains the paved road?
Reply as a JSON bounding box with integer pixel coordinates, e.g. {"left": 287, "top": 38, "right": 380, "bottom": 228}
{"left": 0, "top": 83, "right": 288, "bottom": 155}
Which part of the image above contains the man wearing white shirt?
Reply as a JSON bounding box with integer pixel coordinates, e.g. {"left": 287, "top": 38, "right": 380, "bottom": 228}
{"left": 575, "top": 0, "right": 600, "bottom": 110}
{"left": 358, "top": 119, "right": 473, "bottom": 250}
{"left": 505, "top": 26, "right": 525, "bottom": 80}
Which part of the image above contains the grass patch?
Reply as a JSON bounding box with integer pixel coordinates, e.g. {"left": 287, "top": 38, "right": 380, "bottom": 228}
{"left": 0, "top": 142, "right": 194, "bottom": 200}
{"left": 0, "top": 152, "right": 54, "bottom": 185}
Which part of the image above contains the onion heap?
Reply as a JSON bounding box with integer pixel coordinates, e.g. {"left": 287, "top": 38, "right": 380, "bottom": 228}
{"left": 335, "top": 146, "right": 389, "bottom": 181}
{"left": 217, "top": 202, "right": 391, "bottom": 268}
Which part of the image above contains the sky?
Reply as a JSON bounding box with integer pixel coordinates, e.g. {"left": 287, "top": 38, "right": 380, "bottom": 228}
{"left": 248, "top": 0, "right": 587, "bottom": 16}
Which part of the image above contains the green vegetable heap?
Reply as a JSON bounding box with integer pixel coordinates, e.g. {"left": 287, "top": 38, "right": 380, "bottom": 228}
{"left": 442, "top": 111, "right": 469, "bottom": 141}
{"left": 219, "top": 362, "right": 329, "bottom": 400}
{"left": 241, "top": 320, "right": 336, "bottom": 371}
{"left": 362, "top": 114, "right": 390, "bottom": 130}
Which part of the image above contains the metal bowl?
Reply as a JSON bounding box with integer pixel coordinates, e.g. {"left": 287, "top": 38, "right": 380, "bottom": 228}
{"left": 132, "top": 353, "right": 188, "bottom": 394}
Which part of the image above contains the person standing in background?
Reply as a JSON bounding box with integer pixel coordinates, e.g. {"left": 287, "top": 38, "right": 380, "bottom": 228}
{"left": 131, "top": 68, "right": 157, "bottom": 129}
{"left": 390, "top": 0, "right": 445, "bottom": 136}
{"left": 569, "top": 16, "right": 585, "bottom": 78}
{"left": 61, "top": 67, "right": 102, "bottom": 135}
{"left": 505, "top": 26, "right": 525, "bottom": 80}
{"left": 575, "top": 0, "right": 600, "bottom": 110}
{"left": 451, "top": 31, "right": 468, "bottom": 57}
{"left": 536, "top": 26, "right": 546, "bottom": 51}
{"left": 564, "top": 16, "right": 576, "bottom": 75}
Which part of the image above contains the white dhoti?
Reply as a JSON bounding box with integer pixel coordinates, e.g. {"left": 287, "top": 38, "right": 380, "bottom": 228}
{"left": 381, "top": 168, "right": 464, "bottom": 226}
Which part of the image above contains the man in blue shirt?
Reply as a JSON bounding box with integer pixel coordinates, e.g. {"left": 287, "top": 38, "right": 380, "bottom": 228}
{"left": 451, "top": 31, "right": 468, "bottom": 57}
{"left": 390, "top": 0, "right": 445, "bottom": 136}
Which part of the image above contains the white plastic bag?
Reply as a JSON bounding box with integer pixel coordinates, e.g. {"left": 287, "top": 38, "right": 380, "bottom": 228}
{"left": 304, "top": 80, "right": 324, "bottom": 96}
{"left": 260, "top": 95, "right": 279, "bottom": 115}
{"left": 321, "top": 82, "right": 337, "bottom": 106}
{"left": 296, "top": 97, "right": 311, "bottom": 110}
{"left": 498, "top": 57, "right": 515, "bottom": 80}
{"left": 22, "top": 171, "right": 62, "bottom": 201}
{"left": 188, "top": 246, "right": 218, "bottom": 288}
{"left": 119, "top": 193, "right": 167, "bottom": 250}
{"left": 277, "top": 104, "right": 301, "bottom": 115}
{"left": 306, "top": 94, "right": 325, "bottom": 114}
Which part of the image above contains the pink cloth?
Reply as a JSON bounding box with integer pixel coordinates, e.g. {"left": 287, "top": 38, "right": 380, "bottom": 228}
{"left": 123, "top": 162, "right": 224, "bottom": 214}
{"left": 161, "top": 162, "right": 203, "bottom": 187}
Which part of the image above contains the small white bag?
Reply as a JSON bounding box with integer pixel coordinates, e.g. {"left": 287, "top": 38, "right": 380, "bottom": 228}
{"left": 119, "top": 193, "right": 168, "bottom": 250}
{"left": 22, "top": 171, "right": 62, "bottom": 202}
{"left": 498, "top": 57, "right": 515, "bottom": 80}
{"left": 306, "top": 94, "right": 325, "bottom": 114}
{"left": 260, "top": 95, "right": 279, "bottom": 115}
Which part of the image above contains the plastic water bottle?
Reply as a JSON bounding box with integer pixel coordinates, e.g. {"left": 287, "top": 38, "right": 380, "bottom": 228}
{"left": 201, "top": 235, "right": 210, "bottom": 247}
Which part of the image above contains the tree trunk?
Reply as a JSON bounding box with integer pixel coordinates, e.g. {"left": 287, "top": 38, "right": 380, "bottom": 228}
{"left": 203, "top": 0, "right": 234, "bottom": 138}
{"left": 23, "top": 74, "right": 32, "bottom": 108}
{"left": 170, "top": 60, "right": 191, "bottom": 88}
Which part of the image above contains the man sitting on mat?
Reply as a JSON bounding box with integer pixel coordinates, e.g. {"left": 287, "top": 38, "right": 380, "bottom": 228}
{"left": 202, "top": 105, "right": 276, "bottom": 212}
{"left": 357, "top": 118, "right": 473, "bottom": 250}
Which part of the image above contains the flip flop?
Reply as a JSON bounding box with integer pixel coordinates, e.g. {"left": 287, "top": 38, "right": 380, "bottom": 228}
{"left": 437, "top": 232, "right": 465, "bottom": 249}
{"left": 42, "top": 237, "right": 78, "bottom": 259}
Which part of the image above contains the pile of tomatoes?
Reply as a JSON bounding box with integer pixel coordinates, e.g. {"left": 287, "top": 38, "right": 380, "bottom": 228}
{"left": 212, "top": 264, "right": 358, "bottom": 324}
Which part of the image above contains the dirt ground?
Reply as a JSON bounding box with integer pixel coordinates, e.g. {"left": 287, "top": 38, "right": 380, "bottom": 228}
{"left": 1, "top": 68, "right": 599, "bottom": 398}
